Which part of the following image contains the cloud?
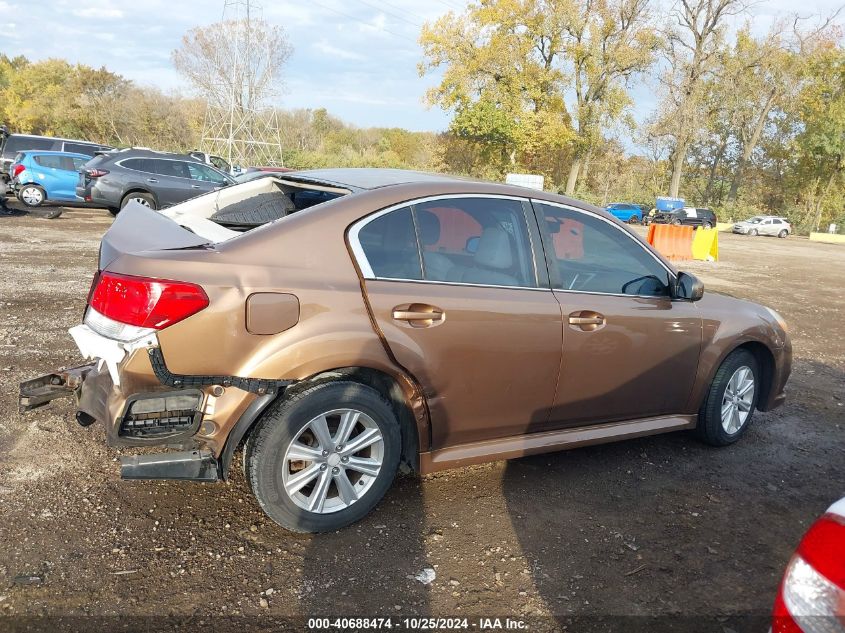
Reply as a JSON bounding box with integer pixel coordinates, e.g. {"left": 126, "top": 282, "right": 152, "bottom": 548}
{"left": 71, "top": 6, "right": 124, "bottom": 19}
{"left": 312, "top": 39, "right": 366, "bottom": 61}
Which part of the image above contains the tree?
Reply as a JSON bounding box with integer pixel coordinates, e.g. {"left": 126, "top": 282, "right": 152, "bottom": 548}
{"left": 172, "top": 19, "right": 291, "bottom": 111}
{"left": 653, "top": 0, "right": 746, "bottom": 198}
{"left": 420, "top": 0, "right": 658, "bottom": 192}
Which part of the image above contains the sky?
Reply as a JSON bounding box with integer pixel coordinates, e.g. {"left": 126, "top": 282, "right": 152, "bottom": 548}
{"left": 1, "top": 0, "right": 843, "bottom": 134}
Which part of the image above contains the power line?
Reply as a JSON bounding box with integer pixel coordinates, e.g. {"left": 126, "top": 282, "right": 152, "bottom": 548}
{"left": 307, "top": 0, "right": 411, "bottom": 39}
{"left": 349, "top": 0, "right": 423, "bottom": 28}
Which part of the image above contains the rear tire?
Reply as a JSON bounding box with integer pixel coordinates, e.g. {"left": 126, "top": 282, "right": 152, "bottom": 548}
{"left": 702, "top": 221, "right": 713, "bottom": 229}
{"left": 778, "top": 229, "right": 788, "bottom": 238}
{"left": 246, "top": 381, "right": 401, "bottom": 533}
{"left": 18, "top": 184, "right": 46, "bottom": 207}
{"left": 120, "top": 192, "right": 157, "bottom": 211}
{"left": 627, "top": 216, "right": 639, "bottom": 224}
{"left": 671, "top": 218, "right": 682, "bottom": 226}
{"left": 696, "top": 349, "right": 760, "bottom": 447}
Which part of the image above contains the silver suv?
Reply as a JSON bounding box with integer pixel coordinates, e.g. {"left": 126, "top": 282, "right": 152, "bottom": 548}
{"left": 732, "top": 216, "right": 791, "bottom": 238}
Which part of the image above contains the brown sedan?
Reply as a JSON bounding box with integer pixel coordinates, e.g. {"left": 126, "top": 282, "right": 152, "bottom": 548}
{"left": 20, "top": 169, "right": 791, "bottom": 533}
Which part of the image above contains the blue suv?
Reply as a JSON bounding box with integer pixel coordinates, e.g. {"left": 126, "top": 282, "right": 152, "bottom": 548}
{"left": 10, "top": 151, "right": 92, "bottom": 207}
{"left": 605, "top": 202, "right": 644, "bottom": 224}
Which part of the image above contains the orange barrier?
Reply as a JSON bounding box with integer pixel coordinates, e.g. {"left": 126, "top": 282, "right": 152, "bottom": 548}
{"left": 647, "top": 224, "right": 694, "bottom": 261}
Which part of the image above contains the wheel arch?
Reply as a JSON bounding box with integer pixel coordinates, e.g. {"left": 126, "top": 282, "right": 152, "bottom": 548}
{"left": 699, "top": 340, "right": 775, "bottom": 412}
{"left": 219, "top": 365, "right": 428, "bottom": 480}
{"left": 120, "top": 187, "right": 158, "bottom": 208}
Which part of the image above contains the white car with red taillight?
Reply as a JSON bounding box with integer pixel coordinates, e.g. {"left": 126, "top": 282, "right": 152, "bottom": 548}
{"left": 772, "top": 497, "right": 845, "bottom": 632}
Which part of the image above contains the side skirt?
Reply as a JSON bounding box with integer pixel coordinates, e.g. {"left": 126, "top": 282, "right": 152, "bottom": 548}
{"left": 418, "top": 415, "right": 697, "bottom": 475}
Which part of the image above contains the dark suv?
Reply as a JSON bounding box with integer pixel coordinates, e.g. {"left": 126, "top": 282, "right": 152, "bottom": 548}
{"left": 651, "top": 207, "right": 717, "bottom": 228}
{"left": 76, "top": 149, "right": 235, "bottom": 214}
{"left": 1, "top": 133, "right": 111, "bottom": 191}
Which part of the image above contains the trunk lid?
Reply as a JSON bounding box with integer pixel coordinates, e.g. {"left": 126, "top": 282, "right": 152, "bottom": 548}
{"left": 99, "top": 203, "right": 214, "bottom": 269}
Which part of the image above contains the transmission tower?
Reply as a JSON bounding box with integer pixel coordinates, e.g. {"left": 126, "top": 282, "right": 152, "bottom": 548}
{"left": 199, "top": 0, "right": 284, "bottom": 167}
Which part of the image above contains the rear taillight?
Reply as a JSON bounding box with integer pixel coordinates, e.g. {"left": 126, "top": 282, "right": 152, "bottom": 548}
{"left": 86, "top": 168, "right": 109, "bottom": 178}
{"left": 89, "top": 272, "right": 209, "bottom": 330}
{"left": 11, "top": 164, "right": 24, "bottom": 178}
{"left": 773, "top": 514, "right": 845, "bottom": 633}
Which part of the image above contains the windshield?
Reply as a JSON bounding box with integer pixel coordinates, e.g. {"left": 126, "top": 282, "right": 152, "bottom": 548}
{"left": 746, "top": 216, "right": 764, "bottom": 224}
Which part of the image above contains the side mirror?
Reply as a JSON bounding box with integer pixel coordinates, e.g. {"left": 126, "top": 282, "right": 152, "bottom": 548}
{"left": 674, "top": 271, "right": 704, "bottom": 301}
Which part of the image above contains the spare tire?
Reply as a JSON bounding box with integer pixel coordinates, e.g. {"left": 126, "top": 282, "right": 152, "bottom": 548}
{"left": 211, "top": 192, "right": 295, "bottom": 227}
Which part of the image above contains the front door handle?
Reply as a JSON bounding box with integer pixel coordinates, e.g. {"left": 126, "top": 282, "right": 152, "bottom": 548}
{"left": 392, "top": 303, "right": 445, "bottom": 327}
{"left": 146, "top": 178, "right": 158, "bottom": 183}
{"left": 191, "top": 184, "right": 201, "bottom": 189}
{"left": 568, "top": 310, "right": 605, "bottom": 331}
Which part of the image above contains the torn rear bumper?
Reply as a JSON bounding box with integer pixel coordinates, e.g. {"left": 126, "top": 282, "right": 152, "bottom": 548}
{"left": 19, "top": 364, "right": 97, "bottom": 413}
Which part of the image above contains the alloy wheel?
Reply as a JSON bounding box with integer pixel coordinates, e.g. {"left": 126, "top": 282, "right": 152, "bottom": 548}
{"left": 282, "top": 408, "right": 384, "bottom": 514}
{"left": 128, "top": 196, "right": 152, "bottom": 208}
{"left": 720, "top": 366, "right": 755, "bottom": 434}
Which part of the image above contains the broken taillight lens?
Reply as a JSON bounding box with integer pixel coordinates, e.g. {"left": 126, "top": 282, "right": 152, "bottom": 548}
{"left": 11, "top": 163, "right": 25, "bottom": 179}
{"left": 773, "top": 514, "right": 845, "bottom": 633}
{"left": 85, "top": 168, "right": 109, "bottom": 178}
{"left": 89, "top": 272, "right": 209, "bottom": 330}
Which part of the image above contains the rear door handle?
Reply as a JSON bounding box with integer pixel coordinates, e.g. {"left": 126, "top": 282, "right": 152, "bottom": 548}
{"left": 191, "top": 184, "right": 201, "bottom": 189}
{"left": 568, "top": 311, "right": 605, "bottom": 331}
{"left": 392, "top": 304, "right": 445, "bottom": 327}
{"left": 146, "top": 178, "right": 158, "bottom": 183}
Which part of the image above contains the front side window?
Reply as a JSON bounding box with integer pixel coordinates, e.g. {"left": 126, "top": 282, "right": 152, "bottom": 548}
{"left": 358, "top": 207, "right": 423, "bottom": 280}
{"left": 186, "top": 162, "right": 229, "bottom": 184}
{"left": 209, "top": 156, "right": 230, "bottom": 172}
{"left": 537, "top": 203, "right": 671, "bottom": 297}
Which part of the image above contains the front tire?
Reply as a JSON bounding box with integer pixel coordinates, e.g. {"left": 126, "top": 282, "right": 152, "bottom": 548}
{"left": 749, "top": 228, "right": 758, "bottom": 236}
{"left": 18, "top": 184, "right": 46, "bottom": 207}
{"left": 627, "top": 216, "right": 640, "bottom": 225}
{"left": 696, "top": 349, "right": 760, "bottom": 446}
{"left": 246, "top": 381, "right": 401, "bottom": 533}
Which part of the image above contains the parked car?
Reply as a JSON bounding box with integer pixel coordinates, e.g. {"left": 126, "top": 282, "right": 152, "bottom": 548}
{"left": 651, "top": 206, "right": 717, "bottom": 228}
{"left": 9, "top": 151, "right": 92, "bottom": 207}
{"left": 772, "top": 496, "right": 845, "bottom": 632}
{"left": 605, "top": 202, "right": 644, "bottom": 224}
{"left": 20, "top": 168, "right": 791, "bottom": 533}
{"left": 76, "top": 149, "right": 235, "bottom": 214}
{"left": 188, "top": 151, "right": 243, "bottom": 176}
{"left": 733, "top": 215, "right": 791, "bottom": 238}
{"left": 1, "top": 133, "right": 111, "bottom": 191}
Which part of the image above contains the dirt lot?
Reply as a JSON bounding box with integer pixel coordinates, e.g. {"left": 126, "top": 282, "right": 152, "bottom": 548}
{"left": 0, "top": 203, "right": 843, "bottom": 632}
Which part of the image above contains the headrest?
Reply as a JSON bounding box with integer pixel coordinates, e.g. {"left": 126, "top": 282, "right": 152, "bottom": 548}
{"left": 474, "top": 226, "right": 512, "bottom": 270}
{"left": 417, "top": 210, "right": 441, "bottom": 246}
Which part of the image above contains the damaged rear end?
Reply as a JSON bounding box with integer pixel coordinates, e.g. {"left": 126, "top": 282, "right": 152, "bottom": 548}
{"left": 18, "top": 199, "right": 271, "bottom": 482}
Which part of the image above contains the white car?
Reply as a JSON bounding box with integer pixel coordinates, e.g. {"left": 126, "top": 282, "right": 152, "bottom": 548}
{"left": 772, "top": 496, "right": 845, "bottom": 631}
{"left": 733, "top": 215, "right": 791, "bottom": 238}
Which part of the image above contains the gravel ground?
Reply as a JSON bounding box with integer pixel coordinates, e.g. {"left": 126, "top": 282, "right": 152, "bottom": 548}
{"left": 0, "top": 203, "right": 843, "bottom": 632}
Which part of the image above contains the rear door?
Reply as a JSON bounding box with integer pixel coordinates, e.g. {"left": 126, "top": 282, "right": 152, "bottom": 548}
{"left": 149, "top": 159, "right": 195, "bottom": 206}
{"left": 31, "top": 154, "right": 66, "bottom": 197}
{"left": 350, "top": 195, "right": 563, "bottom": 450}
{"left": 533, "top": 201, "right": 702, "bottom": 428}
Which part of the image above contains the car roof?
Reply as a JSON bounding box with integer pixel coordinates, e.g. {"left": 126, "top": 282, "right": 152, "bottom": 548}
{"left": 104, "top": 148, "right": 202, "bottom": 161}
{"left": 281, "top": 168, "right": 467, "bottom": 192}
{"left": 8, "top": 133, "right": 102, "bottom": 145}
{"left": 19, "top": 150, "right": 91, "bottom": 158}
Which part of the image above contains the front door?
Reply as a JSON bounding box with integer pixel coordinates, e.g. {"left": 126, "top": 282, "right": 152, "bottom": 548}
{"left": 351, "top": 196, "right": 562, "bottom": 449}
{"left": 533, "top": 201, "right": 702, "bottom": 428}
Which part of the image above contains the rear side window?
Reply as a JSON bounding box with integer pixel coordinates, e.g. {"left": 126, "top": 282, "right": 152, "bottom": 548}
{"left": 63, "top": 142, "right": 97, "bottom": 156}
{"left": 5, "top": 136, "right": 54, "bottom": 154}
{"left": 34, "top": 155, "right": 67, "bottom": 169}
{"left": 538, "top": 203, "right": 670, "bottom": 297}
{"left": 121, "top": 158, "right": 154, "bottom": 173}
{"left": 358, "top": 207, "right": 423, "bottom": 280}
{"left": 152, "top": 159, "right": 191, "bottom": 179}
{"left": 414, "top": 197, "right": 537, "bottom": 287}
